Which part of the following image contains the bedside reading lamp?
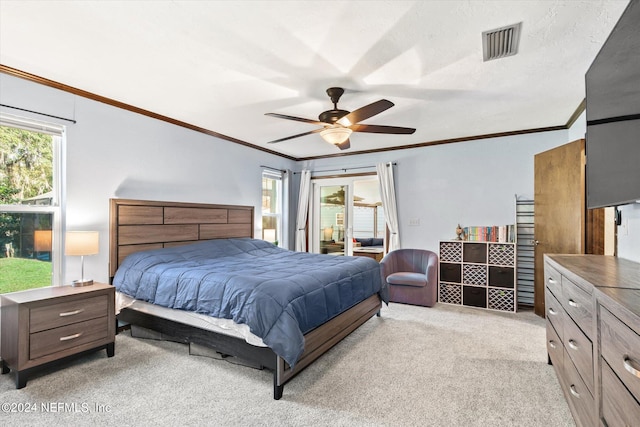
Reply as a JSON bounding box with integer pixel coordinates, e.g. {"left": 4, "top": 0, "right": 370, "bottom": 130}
{"left": 65, "top": 231, "right": 99, "bottom": 286}
{"left": 323, "top": 226, "right": 334, "bottom": 241}
{"left": 34, "top": 230, "right": 52, "bottom": 256}
{"left": 263, "top": 228, "right": 276, "bottom": 244}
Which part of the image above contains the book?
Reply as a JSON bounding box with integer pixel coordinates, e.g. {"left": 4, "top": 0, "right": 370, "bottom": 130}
{"left": 462, "top": 225, "right": 515, "bottom": 243}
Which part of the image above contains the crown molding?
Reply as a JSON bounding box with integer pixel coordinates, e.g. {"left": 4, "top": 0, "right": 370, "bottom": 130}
{"left": 1, "top": 64, "right": 579, "bottom": 163}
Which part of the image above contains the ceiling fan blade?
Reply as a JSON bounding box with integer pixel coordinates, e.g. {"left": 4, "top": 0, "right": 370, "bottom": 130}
{"left": 350, "top": 124, "right": 416, "bottom": 134}
{"left": 266, "top": 128, "right": 323, "bottom": 144}
{"left": 265, "top": 112, "right": 325, "bottom": 126}
{"left": 336, "top": 139, "right": 351, "bottom": 150}
{"left": 336, "top": 99, "right": 394, "bottom": 126}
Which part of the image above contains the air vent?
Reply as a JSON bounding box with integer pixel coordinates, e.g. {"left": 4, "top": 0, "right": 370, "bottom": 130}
{"left": 482, "top": 22, "right": 522, "bottom": 61}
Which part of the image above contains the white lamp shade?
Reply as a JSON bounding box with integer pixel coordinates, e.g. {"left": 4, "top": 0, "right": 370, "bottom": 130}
{"left": 34, "top": 230, "right": 52, "bottom": 252}
{"left": 263, "top": 228, "right": 276, "bottom": 243}
{"left": 65, "top": 231, "right": 99, "bottom": 256}
{"left": 320, "top": 127, "right": 352, "bottom": 145}
{"left": 323, "top": 227, "right": 334, "bottom": 240}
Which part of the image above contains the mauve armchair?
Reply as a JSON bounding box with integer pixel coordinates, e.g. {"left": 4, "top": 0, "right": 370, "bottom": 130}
{"left": 379, "top": 249, "right": 439, "bottom": 307}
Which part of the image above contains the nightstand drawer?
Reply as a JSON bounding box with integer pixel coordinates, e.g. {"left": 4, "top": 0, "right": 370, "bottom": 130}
{"left": 30, "top": 295, "right": 108, "bottom": 333}
{"left": 30, "top": 316, "right": 109, "bottom": 360}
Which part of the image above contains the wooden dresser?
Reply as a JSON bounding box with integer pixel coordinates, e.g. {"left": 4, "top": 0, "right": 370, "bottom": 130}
{"left": 1, "top": 283, "right": 115, "bottom": 388}
{"left": 544, "top": 255, "right": 640, "bottom": 426}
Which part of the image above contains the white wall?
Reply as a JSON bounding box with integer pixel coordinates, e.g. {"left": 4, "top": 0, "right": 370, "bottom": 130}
{"left": 617, "top": 203, "right": 640, "bottom": 262}
{"left": 0, "top": 74, "right": 296, "bottom": 284}
{"left": 3, "top": 72, "right": 638, "bottom": 285}
{"left": 300, "top": 130, "right": 570, "bottom": 252}
{"left": 568, "top": 110, "right": 587, "bottom": 142}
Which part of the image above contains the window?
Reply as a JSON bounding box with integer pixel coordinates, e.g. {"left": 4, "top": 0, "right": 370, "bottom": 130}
{"left": 261, "top": 169, "right": 283, "bottom": 247}
{"left": 0, "top": 114, "right": 63, "bottom": 292}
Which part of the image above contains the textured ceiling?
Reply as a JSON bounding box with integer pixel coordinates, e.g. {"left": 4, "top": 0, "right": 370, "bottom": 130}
{"left": 0, "top": 1, "right": 630, "bottom": 159}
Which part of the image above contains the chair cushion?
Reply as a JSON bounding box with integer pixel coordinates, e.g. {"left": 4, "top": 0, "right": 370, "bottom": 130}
{"left": 387, "top": 272, "right": 428, "bottom": 287}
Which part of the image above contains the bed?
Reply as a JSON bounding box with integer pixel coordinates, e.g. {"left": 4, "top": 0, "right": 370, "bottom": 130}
{"left": 109, "top": 198, "right": 386, "bottom": 399}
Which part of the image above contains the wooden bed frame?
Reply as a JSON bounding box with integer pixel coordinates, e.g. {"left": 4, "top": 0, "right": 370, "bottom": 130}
{"left": 109, "top": 198, "right": 382, "bottom": 399}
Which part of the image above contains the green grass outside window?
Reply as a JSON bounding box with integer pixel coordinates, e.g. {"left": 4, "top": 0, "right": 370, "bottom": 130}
{"left": 0, "top": 258, "right": 52, "bottom": 293}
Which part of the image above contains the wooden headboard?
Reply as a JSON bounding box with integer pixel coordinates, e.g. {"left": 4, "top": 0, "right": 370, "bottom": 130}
{"left": 109, "top": 199, "right": 254, "bottom": 279}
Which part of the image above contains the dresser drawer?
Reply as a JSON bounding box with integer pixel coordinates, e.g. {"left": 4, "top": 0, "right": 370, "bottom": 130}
{"left": 30, "top": 316, "right": 109, "bottom": 360}
{"left": 600, "top": 306, "right": 640, "bottom": 403}
{"left": 30, "top": 295, "right": 109, "bottom": 333}
{"left": 564, "top": 313, "right": 594, "bottom": 395}
{"left": 546, "top": 320, "right": 563, "bottom": 371}
{"left": 601, "top": 358, "right": 640, "bottom": 427}
{"left": 544, "top": 264, "right": 562, "bottom": 299}
{"left": 561, "top": 277, "right": 593, "bottom": 339}
{"left": 545, "top": 288, "right": 564, "bottom": 343}
{"left": 563, "top": 349, "right": 595, "bottom": 427}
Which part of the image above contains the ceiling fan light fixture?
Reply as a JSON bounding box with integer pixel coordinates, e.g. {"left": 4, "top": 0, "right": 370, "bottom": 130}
{"left": 320, "top": 127, "right": 352, "bottom": 145}
{"left": 336, "top": 116, "right": 352, "bottom": 127}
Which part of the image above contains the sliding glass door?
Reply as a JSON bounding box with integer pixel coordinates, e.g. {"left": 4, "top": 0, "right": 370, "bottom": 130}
{"left": 311, "top": 176, "right": 385, "bottom": 256}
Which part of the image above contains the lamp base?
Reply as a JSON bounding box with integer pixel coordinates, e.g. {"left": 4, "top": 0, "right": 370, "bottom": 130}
{"left": 72, "top": 279, "right": 94, "bottom": 287}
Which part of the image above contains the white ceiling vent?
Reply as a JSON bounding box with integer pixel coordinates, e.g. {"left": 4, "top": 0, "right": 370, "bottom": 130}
{"left": 482, "top": 22, "right": 522, "bottom": 61}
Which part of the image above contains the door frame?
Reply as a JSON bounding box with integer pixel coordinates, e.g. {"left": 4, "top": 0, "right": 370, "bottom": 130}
{"left": 533, "top": 139, "right": 585, "bottom": 316}
{"left": 309, "top": 174, "right": 384, "bottom": 255}
{"left": 310, "top": 178, "right": 355, "bottom": 255}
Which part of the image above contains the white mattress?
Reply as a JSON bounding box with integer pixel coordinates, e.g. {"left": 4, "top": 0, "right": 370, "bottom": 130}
{"left": 116, "top": 291, "right": 267, "bottom": 347}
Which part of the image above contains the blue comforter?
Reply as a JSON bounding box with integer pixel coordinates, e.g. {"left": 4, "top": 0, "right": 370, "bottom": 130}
{"left": 113, "top": 238, "right": 386, "bottom": 366}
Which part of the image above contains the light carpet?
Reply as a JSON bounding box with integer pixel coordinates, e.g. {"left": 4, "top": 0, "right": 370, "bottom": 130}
{"left": 0, "top": 303, "right": 574, "bottom": 426}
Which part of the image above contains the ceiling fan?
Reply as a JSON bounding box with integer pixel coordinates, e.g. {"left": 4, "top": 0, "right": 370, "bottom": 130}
{"left": 265, "top": 87, "right": 416, "bottom": 150}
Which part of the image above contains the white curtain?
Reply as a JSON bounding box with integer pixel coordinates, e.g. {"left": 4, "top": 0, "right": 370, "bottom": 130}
{"left": 295, "top": 170, "right": 311, "bottom": 251}
{"left": 377, "top": 162, "right": 400, "bottom": 251}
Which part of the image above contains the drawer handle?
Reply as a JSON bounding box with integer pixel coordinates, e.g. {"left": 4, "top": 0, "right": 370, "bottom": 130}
{"left": 548, "top": 307, "right": 557, "bottom": 316}
{"left": 568, "top": 339, "right": 579, "bottom": 350}
{"left": 623, "top": 356, "right": 640, "bottom": 379}
{"left": 569, "top": 385, "right": 580, "bottom": 399}
{"left": 548, "top": 340, "right": 557, "bottom": 349}
{"left": 59, "top": 309, "right": 85, "bottom": 317}
{"left": 547, "top": 278, "right": 557, "bottom": 284}
{"left": 568, "top": 299, "right": 579, "bottom": 308}
{"left": 59, "top": 332, "right": 82, "bottom": 341}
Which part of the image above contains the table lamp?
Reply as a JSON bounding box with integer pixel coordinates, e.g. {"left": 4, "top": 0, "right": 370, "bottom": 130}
{"left": 323, "top": 226, "right": 334, "bottom": 241}
{"left": 34, "top": 230, "right": 52, "bottom": 253}
{"left": 263, "top": 228, "right": 276, "bottom": 244}
{"left": 65, "top": 231, "right": 99, "bottom": 286}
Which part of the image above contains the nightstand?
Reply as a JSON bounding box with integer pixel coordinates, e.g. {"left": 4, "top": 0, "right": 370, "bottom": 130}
{"left": 1, "top": 283, "right": 115, "bottom": 388}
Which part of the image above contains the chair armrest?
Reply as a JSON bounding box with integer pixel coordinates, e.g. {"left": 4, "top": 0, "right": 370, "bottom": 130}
{"left": 379, "top": 255, "right": 394, "bottom": 281}
{"left": 425, "top": 253, "right": 438, "bottom": 285}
